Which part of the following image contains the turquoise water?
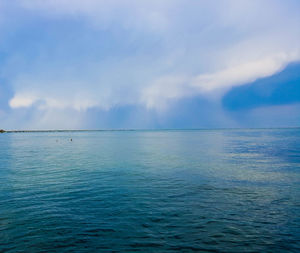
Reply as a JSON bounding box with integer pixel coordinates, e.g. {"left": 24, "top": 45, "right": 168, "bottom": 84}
{"left": 0, "top": 129, "right": 299, "bottom": 252}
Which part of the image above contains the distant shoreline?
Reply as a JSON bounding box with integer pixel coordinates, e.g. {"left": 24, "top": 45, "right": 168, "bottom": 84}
{"left": 1, "top": 127, "right": 300, "bottom": 133}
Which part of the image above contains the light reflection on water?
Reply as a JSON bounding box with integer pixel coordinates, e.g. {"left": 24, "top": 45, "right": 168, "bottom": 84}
{"left": 0, "top": 129, "right": 299, "bottom": 252}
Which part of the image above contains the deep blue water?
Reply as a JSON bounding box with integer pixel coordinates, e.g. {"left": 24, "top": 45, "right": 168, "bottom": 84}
{"left": 0, "top": 129, "right": 299, "bottom": 252}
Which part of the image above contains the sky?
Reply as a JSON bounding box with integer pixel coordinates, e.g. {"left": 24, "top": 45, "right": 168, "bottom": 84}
{"left": 0, "top": 0, "right": 299, "bottom": 129}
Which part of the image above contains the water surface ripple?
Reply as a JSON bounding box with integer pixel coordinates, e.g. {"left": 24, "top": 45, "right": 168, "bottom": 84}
{"left": 0, "top": 129, "right": 299, "bottom": 252}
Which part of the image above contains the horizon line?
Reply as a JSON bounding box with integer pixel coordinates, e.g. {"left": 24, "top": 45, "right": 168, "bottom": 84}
{"left": 1, "top": 127, "right": 300, "bottom": 133}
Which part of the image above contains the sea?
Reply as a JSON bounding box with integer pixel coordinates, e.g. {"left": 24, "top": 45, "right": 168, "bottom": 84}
{"left": 0, "top": 129, "right": 299, "bottom": 252}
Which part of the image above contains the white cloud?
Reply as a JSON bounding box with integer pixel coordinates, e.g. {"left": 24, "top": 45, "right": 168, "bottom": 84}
{"left": 142, "top": 51, "right": 300, "bottom": 109}
{"left": 9, "top": 94, "right": 37, "bottom": 108}
{"left": 9, "top": 92, "right": 102, "bottom": 111}
{"left": 2, "top": 0, "right": 300, "bottom": 114}
{"left": 192, "top": 51, "right": 300, "bottom": 93}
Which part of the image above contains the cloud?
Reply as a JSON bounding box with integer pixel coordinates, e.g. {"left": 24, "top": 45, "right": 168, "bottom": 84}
{"left": 9, "top": 94, "right": 36, "bottom": 108}
{"left": 192, "top": 52, "right": 299, "bottom": 93}
{"left": 0, "top": 0, "right": 300, "bottom": 128}
{"left": 143, "top": 52, "right": 300, "bottom": 109}
{"left": 9, "top": 92, "right": 101, "bottom": 111}
{"left": 233, "top": 103, "right": 300, "bottom": 128}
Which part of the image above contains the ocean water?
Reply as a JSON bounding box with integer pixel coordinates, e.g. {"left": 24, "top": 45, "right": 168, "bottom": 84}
{"left": 0, "top": 129, "right": 299, "bottom": 252}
